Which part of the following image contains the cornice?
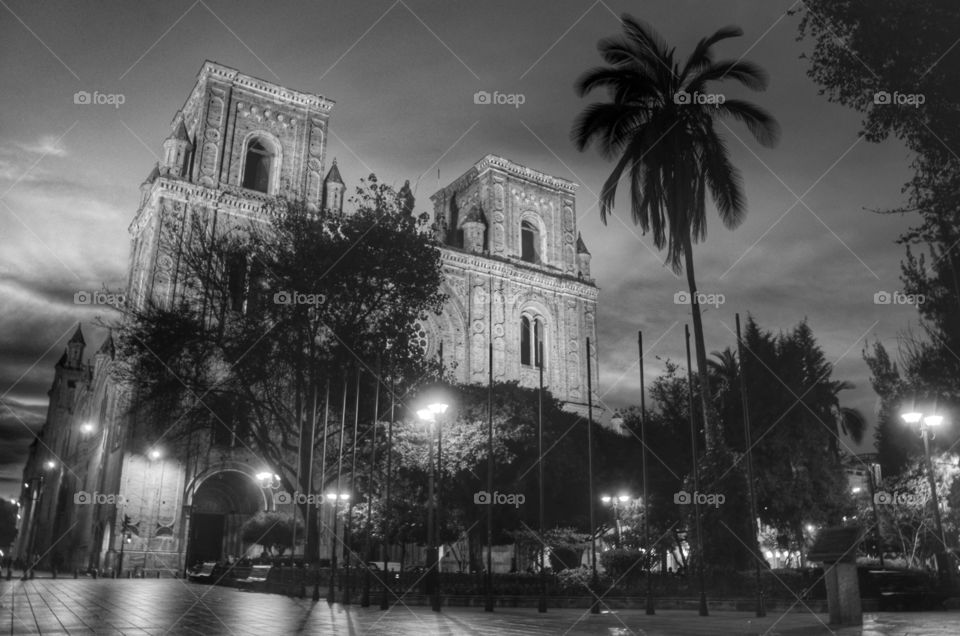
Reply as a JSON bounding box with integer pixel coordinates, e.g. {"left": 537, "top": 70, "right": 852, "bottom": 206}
{"left": 440, "top": 248, "right": 599, "bottom": 300}
{"left": 475, "top": 154, "right": 577, "bottom": 194}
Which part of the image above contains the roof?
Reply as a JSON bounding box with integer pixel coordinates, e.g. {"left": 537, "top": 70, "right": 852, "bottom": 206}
{"left": 97, "top": 332, "right": 115, "bottom": 358}
{"left": 576, "top": 233, "right": 590, "bottom": 255}
{"left": 68, "top": 324, "right": 85, "bottom": 345}
{"left": 324, "top": 159, "right": 343, "bottom": 185}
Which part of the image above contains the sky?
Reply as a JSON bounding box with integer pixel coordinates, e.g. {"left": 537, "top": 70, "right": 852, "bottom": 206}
{"left": 0, "top": 0, "right": 936, "bottom": 499}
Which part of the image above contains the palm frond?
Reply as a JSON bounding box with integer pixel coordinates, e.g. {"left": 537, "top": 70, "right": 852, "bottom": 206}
{"left": 680, "top": 25, "right": 744, "bottom": 81}
{"left": 714, "top": 99, "right": 781, "bottom": 148}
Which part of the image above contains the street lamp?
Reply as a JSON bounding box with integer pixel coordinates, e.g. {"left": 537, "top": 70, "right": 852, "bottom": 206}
{"left": 600, "top": 494, "right": 631, "bottom": 548}
{"left": 416, "top": 396, "right": 448, "bottom": 613}
{"left": 901, "top": 406, "right": 951, "bottom": 584}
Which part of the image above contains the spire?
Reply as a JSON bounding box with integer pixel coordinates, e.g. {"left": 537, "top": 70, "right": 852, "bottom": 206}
{"left": 171, "top": 120, "right": 191, "bottom": 143}
{"left": 324, "top": 158, "right": 343, "bottom": 185}
{"left": 69, "top": 323, "right": 85, "bottom": 345}
{"left": 576, "top": 232, "right": 590, "bottom": 255}
{"left": 97, "top": 331, "right": 115, "bottom": 358}
{"left": 143, "top": 163, "right": 160, "bottom": 184}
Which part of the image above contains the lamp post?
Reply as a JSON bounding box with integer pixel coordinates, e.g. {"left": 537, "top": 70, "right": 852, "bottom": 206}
{"left": 901, "top": 408, "right": 951, "bottom": 584}
{"left": 417, "top": 399, "right": 448, "bottom": 613}
{"left": 600, "top": 494, "right": 631, "bottom": 548}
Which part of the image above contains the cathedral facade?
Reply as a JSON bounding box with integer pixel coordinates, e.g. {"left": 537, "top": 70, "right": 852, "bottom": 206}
{"left": 13, "top": 61, "right": 599, "bottom": 575}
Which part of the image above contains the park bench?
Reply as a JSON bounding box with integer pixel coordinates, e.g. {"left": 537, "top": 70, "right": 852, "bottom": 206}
{"left": 187, "top": 562, "right": 217, "bottom": 582}
{"left": 236, "top": 565, "right": 272, "bottom": 591}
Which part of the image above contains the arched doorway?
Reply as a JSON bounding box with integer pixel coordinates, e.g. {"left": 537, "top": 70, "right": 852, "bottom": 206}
{"left": 186, "top": 471, "right": 262, "bottom": 565}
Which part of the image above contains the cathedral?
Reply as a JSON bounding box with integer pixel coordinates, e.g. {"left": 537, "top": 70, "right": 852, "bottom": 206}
{"left": 14, "top": 61, "right": 600, "bottom": 575}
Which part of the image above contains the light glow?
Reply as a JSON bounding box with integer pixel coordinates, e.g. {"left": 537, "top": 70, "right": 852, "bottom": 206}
{"left": 901, "top": 412, "right": 923, "bottom": 424}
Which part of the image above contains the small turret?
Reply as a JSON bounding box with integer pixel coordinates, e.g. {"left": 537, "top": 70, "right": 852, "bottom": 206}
{"left": 323, "top": 158, "right": 345, "bottom": 213}
{"left": 576, "top": 233, "right": 591, "bottom": 279}
{"left": 160, "top": 120, "right": 192, "bottom": 179}
{"left": 461, "top": 206, "right": 487, "bottom": 253}
{"left": 96, "top": 331, "right": 115, "bottom": 360}
{"left": 65, "top": 324, "right": 85, "bottom": 369}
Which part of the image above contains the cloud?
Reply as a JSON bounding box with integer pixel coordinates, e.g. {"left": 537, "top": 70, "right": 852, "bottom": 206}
{"left": 16, "top": 134, "right": 68, "bottom": 158}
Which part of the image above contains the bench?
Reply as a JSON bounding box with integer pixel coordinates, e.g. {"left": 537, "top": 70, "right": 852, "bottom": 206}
{"left": 187, "top": 562, "right": 217, "bottom": 582}
{"left": 236, "top": 565, "right": 272, "bottom": 591}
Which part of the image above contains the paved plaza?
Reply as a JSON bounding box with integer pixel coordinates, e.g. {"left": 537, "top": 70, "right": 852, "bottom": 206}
{"left": 0, "top": 579, "right": 958, "bottom": 635}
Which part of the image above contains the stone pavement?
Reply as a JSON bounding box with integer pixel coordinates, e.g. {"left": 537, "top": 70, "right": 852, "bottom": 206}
{"left": 0, "top": 578, "right": 958, "bottom": 635}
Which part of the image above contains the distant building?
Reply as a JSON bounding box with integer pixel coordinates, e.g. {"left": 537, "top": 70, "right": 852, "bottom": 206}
{"left": 13, "top": 61, "right": 600, "bottom": 575}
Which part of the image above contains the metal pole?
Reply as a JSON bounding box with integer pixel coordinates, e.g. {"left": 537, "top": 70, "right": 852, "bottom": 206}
{"left": 864, "top": 463, "right": 885, "bottom": 569}
{"left": 587, "top": 337, "right": 599, "bottom": 614}
{"left": 538, "top": 340, "right": 547, "bottom": 613}
{"left": 484, "top": 275, "right": 495, "bottom": 612}
{"left": 327, "top": 374, "right": 348, "bottom": 604}
{"left": 380, "top": 363, "right": 395, "bottom": 610}
{"left": 427, "top": 414, "right": 437, "bottom": 608}
{"left": 639, "top": 331, "right": 655, "bottom": 614}
{"left": 685, "top": 324, "right": 709, "bottom": 616}
{"left": 343, "top": 366, "right": 361, "bottom": 605}
{"left": 361, "top": 357, "right": 381, "bottom": 607}
{"left": 433, "top": 405, "right": 443, "bottom": 612}
{"left": 293, "top": 382, "right": 304, "bottom": 567}
{"left": 735, "top": 314, "right": 765, "bottom": 617}
{"left": 313, "top": 378, "right": 330, "bottom": 601}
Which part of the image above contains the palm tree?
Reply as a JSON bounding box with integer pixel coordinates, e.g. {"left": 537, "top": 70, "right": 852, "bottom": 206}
{"left": 824, "top": 379, "right": 867, "bottom": 457}
{"left": 572, "top": 17, "right": 780, "bottom": 450}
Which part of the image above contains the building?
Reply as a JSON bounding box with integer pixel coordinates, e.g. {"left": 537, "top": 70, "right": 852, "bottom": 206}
{"left": 13, "top": 61, "right": 600, "bottom": 575}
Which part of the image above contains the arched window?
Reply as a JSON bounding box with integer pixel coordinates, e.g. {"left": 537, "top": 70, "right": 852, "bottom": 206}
{"left": 520, "top": 315, "right": 545, "bottom": 368}
{"left": 242, "top": 139, "right": 274, "bottom": 193}
{"left": 521, "top": 220, "right": 540, "bottom": 263}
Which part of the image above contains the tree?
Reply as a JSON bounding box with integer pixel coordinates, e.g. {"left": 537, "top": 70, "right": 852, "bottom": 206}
{"left": 240, "top": 511, "right": 304, "bottom": 558}
{"left": 855, "top": 452, "right": 959, "bottom": 569}
{"left": 797, "top": 1, "right": 960, "bottom": 406}
{"left": 572, "top": 16, "right": 780, "bottom": 450}
{"left": 864, "top": 339, "right": 960, "bottom": 479}
{"left": 115, "top": 177, "right": 445, "bottom": 559}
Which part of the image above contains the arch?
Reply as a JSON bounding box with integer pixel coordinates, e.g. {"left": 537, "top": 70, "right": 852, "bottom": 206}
{"left": 184, "top": 463, "right": 271, "bottom": 511}
{"left": 520, "top": 309, "right": 548, "bottom": 369}
{"left": 184, "top": 465, "right": 267, "bottom": 566}
{"left": 239, "top": 132, "right": 282, "bottom": 195}
{"left": 519, "top": 211, "right": 547, "bottom": 265}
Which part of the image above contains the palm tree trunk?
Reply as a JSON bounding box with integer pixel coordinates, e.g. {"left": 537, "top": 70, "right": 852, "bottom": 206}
{"left": 682, "top": 231, "right": 716, "bottom": 452}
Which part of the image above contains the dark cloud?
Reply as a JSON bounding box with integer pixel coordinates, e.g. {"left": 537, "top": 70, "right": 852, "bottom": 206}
{"left": 0, "top": 0, "right": 929, "bottom": 480}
